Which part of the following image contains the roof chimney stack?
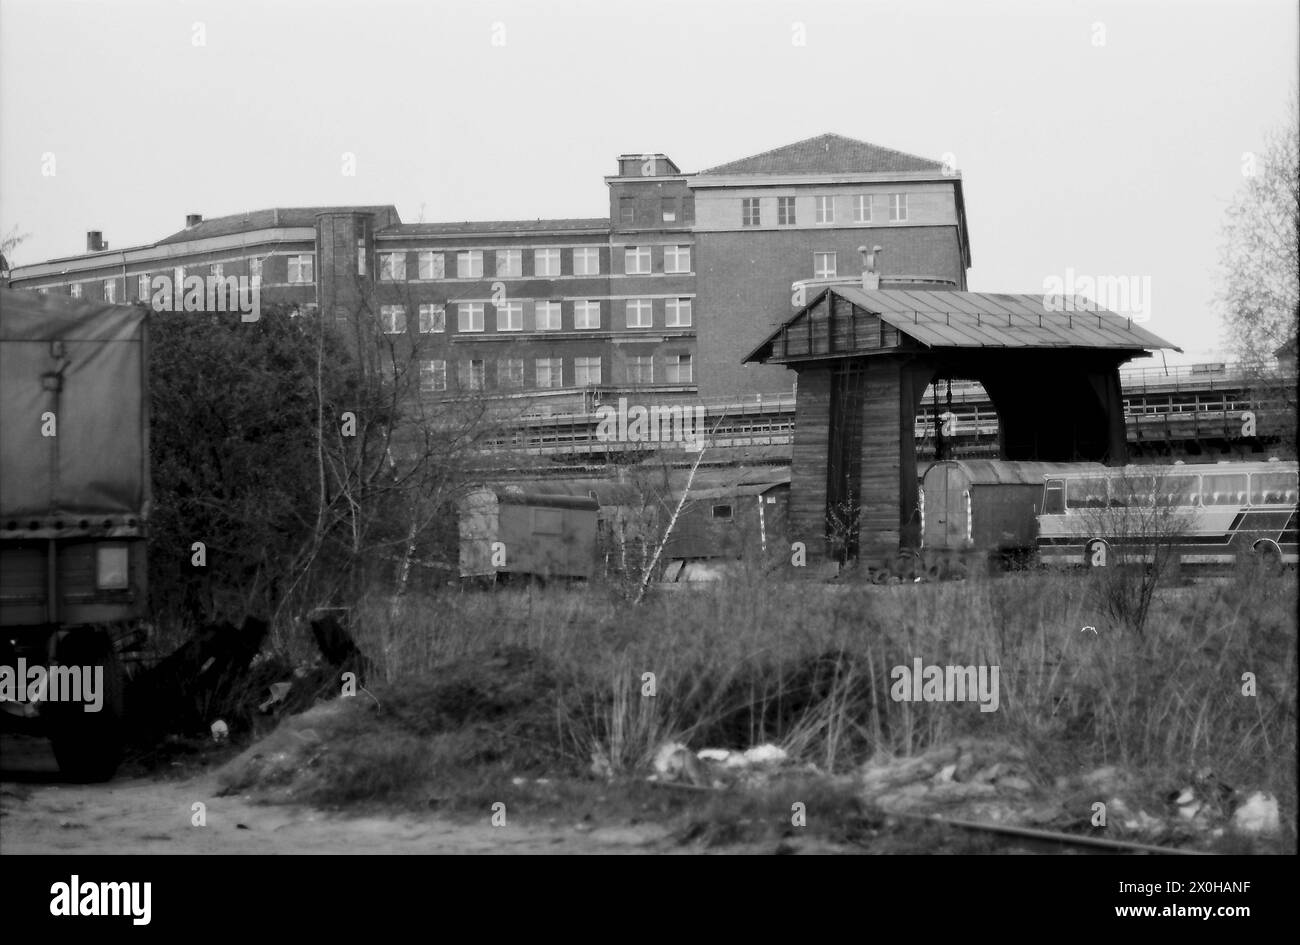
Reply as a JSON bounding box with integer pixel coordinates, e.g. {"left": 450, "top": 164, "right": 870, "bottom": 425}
{"left": 186, "top": 213, "right": 203, "bottom": 228}
{"left": 859, "top": 245, "right": 882, "bottom": 290}
{"left": 86, "top": 231, "right": 104, "bottom": 252}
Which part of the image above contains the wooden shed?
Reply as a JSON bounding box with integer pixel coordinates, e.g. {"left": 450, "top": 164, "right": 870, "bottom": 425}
{"left": 744, "top": 286, "right": 1180, "bottom": 567}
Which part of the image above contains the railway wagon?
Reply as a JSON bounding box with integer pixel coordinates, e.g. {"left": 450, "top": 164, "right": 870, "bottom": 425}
{"left": 918, "top": 460, "right": 1104, "bottom": 576}
{"left": 662, "top": 479, "right": 790, "bottom": 562}
{"left": 1036, "top": 460, "right": 1299, "bottom": 570}
{"left": 457, "top": 488, "right": 598, "bottom": 583}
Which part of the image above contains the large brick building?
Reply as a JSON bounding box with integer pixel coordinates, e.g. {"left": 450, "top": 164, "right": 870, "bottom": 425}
{"left": 6, "top": 133, "right": 970, "bottom": 411}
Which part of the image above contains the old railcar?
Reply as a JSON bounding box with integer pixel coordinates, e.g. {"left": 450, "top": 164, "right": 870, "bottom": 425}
{"left": 661, "top": 478, "right": 790, "bottom": 567}
{"left": 457, "top": 489, "right": 598, "bottom": 584}
{"left": 918, "top": 460, "right": 1104, "bottom": 576}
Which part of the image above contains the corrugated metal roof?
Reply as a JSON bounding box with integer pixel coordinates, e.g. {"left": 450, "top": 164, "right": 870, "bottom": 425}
{"left": 745, "top": 286, "right": 1181, "bottom": 361}
{"left": 834, "top": 287, "right": 1179, "bottom": 351}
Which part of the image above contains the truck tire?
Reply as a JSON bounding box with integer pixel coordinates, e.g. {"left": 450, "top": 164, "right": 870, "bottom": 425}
{"left": 46, "top": 629, "right": 126, "bottom": 783}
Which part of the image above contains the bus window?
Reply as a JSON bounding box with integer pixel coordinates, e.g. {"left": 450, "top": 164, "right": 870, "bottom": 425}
{"left": 1066, "top": 477, "right": 1108, "bottom": 509}
{"left": 1250, "top": 471, "right": 1299, "bottom": 506}
{"left": 1043, "top": 480, "right": 1064, "bottom": 514}
{"left": 1201, "top": 473, "right": 1247, "bottom": 506}
{"left": 1156, "top": 475, "right": 1200, "bottom": 507}
{"left": 1110, "top": 476, "right": 1155, "bottom": 507}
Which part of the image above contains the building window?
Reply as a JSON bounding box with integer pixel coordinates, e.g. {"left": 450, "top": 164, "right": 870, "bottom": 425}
{"left": 104, "top": 279, "right": 116, "bottom": 303}
{"left": 661, "top": 199, "right": 677, "bottom": 223}
{"left": 418, "top": 303, "right": 445, "bottom": 333}
{"left": 854, "top": 194, "right": 871, "bottom": 223}
{"left": 813, "top": 252, "right": 837, "bottom": 278}
{"left": 889, "top": 193, "right": 907, "bottom": 222}
{"left": 666, "top": 353, "right": 693, "bottom": 384}
{"left": 536, "top": 358, "right": 564, "bottom": 388}
{"left": 380, "top": 305, "right": 407, "bottom": 334}
{"left": 457, "top": 302, "right": 484, "bottom": 332}
{"left": 459, "top": 359, "right": 485, "bottom": 391}
{"left": 625, "top": 246, "right": 651, "bottom": 274}
{"left": 138, "top": 274, "right": 150, "bottom": 299}
{"left": 666, "top": 298, "right": 692, "bottom": 327}
{"left": 380, "top": 252, "right": 406, "bottom": 281}
{"left": 358, "top": 240, "right": 367, "bottom": 275}
{"left": 742, "top": 198, "right": 761, "bottom": 227}
{"left": 664, "top": 245, "right": 691, "bottom": 273}
{"left": 288, "top": 255, "right": 313, "bottom": 283}
{"left": 496, "top": 300, "right": 523, "bottom": 331}
{"left": 778, "top": 196, "right": 796, "bottom": 226}
{"left": 574, "top": 300, "right": 600, "bottom": 329}
{"left": 498, "top": 358, "right": 525, "bottom": 388}
{"left": 211, "top": 263, "right": 224, "bottom": 279}
{"left": 573, "top": 247, "right": 601, "bottom": 276}
{"left": 627, "top": 356, "right": 654, "bottom": 384}
{"left": 815, "top": 196, "right": 834, "bottom": 224}
{"left": 496, "top": 249, "right": 522, "bottom": 278}
{"left": 418, "top": 251, "right": 444, "bottom": 280}
{"left": 420, "top": 359, "right": 447, "bottom": 392}
{"left": 575, "top": 357, "right": 601, "bottom": 386}
{"left": 534, "top": 248, "right": 561, "bottom": 277}
{"left": 70, "top": 283, "right": 82, "bottom": 298}
{"left": 534, "top": 300, "right": 562, "bottom": 331}
{"left": 249, "top": 258, "right": 262, "bottom": 283}
{"left": 456, "top": 251, "right": 483, "bottom": 278}
{"left": 626, "top": 299, "right": 653, "bottom": 328}
{"left": 682, "top": 197, "right": 695, "bottom": 224}
{"left": 711, "top": 504, "right": 733, "bottom": 521}
{"left": 620, "top": 198, "right": 635, "bottom": 226}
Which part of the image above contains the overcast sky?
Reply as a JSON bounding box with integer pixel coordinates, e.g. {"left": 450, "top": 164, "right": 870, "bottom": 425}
{"left": 2, "top": 0, "right": 1295, "bottom": 363}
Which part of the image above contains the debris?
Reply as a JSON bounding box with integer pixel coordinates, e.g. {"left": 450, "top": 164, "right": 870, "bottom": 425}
{"left": 210, "top": 719, "right": 229, "bottom": 742}
{"left": 742, "top": 744, "right": 787, "bottom": 766}
{"left": 258, "top": 681, "right": 293, "bottom": 714}
{"left": 1231, "top": 792, "right": 1279, "bottom": 836}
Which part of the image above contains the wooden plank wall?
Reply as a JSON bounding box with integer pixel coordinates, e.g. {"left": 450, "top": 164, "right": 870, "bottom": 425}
{"left": 857, "top": 359, "right": 903, "bottom": 558}
{"left": 789, "top": 367, "right": 832, "bottom": 555}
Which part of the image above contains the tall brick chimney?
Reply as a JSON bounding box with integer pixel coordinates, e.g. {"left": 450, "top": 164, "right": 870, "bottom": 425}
{"left": 86, "top": 231, "right": 104, "bottom": 252}
{"left": 186, "top": 213, "right": 203, "bottom": 228}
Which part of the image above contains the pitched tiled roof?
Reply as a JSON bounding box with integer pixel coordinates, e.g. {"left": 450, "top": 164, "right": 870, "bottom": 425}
{"left": 382, "top": 218, "right": 610, "bottom": 237}
{"left": 156, "top": 206, "right": 399, "bottom": 244}
{"left": 697, "top": 133, "right": 945, "bottom": 176}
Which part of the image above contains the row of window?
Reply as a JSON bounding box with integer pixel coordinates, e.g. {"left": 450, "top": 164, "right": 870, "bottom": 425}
{"left": 1048, "top": 471, "right": 1299, "bottom": 511}
{"left": 377, "top": 298, "right": 693, "bottom": 334}
{"left": 61, "top": 256, "right": 314, "bottom": 302}
{"left": 419, "top": 354, "right": 693, "bottom": 392}
{"left": 741, "top": 193, "right": 908, "bottom": 227}
{"left": 377, "top": 245, "right": 691, "bottom": 281}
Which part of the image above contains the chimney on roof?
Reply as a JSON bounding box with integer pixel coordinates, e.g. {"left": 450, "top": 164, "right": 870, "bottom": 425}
{"left": 86, "top": 231, "right": 104, "bottom": 252}
{"left": 859, "top": 245, "right": 883, "bottom": 290}
{"left": 186, "top": 213, "right": 203, "bottom": 228}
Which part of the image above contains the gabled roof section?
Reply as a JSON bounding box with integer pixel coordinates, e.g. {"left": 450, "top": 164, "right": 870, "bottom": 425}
{"left": 744, "top": 287, "right": 1181, "bottom": 363}
{"left": 156, "top": 206, "right": 399, "bottom": 244}
{"left": 697, "top": 133, "right": 945, "bottom": 176}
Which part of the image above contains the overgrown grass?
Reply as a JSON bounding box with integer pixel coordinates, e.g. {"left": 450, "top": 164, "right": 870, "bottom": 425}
{"left": 230, "top": 568, "right": 1296, "bottom": 846}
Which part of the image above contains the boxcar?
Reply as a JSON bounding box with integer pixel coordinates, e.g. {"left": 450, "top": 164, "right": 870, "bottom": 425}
{"left": 458, "top": 488, "right": 598, "bottom": 583}
{"left": 919, "top": 460, "right": 1105, "bottom": 575}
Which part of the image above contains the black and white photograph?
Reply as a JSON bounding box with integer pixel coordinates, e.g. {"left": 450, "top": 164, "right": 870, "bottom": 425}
{"left": 0, "top": 0, "right": 1295, "bottom": 891}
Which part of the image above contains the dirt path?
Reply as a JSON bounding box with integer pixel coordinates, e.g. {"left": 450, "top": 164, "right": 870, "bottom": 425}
{"left": 0, "top": 736, "right": 677, "bottom": 855}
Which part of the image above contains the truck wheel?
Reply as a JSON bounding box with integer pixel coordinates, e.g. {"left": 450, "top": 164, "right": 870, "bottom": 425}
{"left": 46, "top": 630, "right": 126, "bottom": 783}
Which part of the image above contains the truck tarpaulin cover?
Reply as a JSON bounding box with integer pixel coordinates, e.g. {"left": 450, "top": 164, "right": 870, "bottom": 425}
{"left": 0, "top": 288, "right": 150, "bottom": 523}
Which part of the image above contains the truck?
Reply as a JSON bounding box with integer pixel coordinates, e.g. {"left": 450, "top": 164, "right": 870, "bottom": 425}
{"left": 0, "top": 287, "right": 150, "bottom": 780}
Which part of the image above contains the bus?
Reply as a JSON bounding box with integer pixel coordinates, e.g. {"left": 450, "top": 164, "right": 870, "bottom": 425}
{"left": 1036, "top": 460, "right": 1298, "bottom": 570}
